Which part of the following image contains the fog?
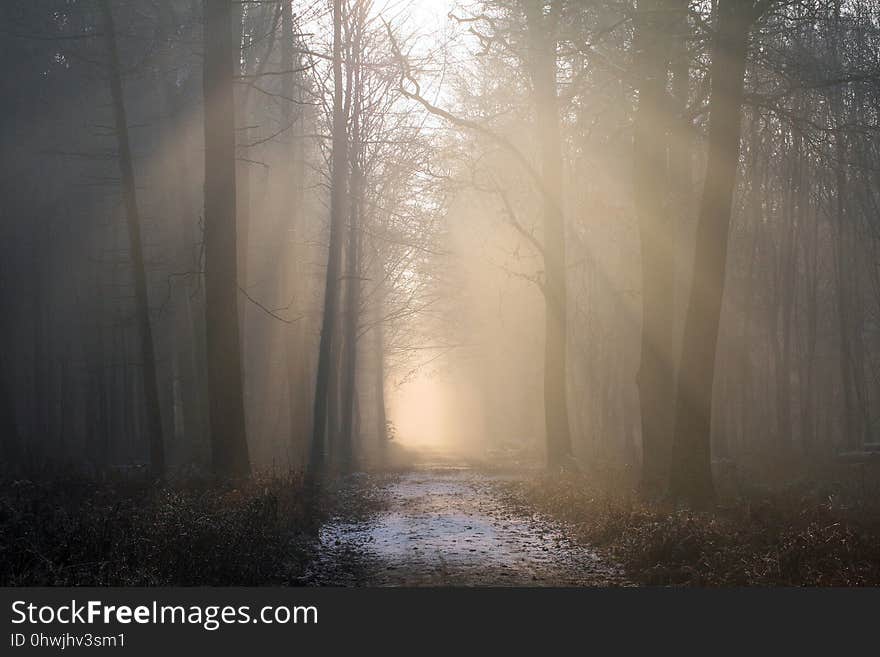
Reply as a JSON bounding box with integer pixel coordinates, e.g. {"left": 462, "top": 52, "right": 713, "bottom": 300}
{"left": 1, "top": 0, "right": 879, "bottom": 503}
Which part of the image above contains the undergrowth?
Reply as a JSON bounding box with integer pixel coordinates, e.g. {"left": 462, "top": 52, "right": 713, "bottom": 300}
{"left": 508, "top": 472, "right": 880, "bottom": 586}
{"left": 0, "top": 470, "right": 383, "bottom": 586}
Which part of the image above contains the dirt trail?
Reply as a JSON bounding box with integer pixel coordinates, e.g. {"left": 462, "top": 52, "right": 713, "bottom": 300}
{"left": 306, "top": 463, "right": 626, "bottom": 586}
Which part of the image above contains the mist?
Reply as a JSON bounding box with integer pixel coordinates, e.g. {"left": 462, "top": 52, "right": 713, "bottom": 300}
{"left": 3, "top": 0, "right": 880, "bottom": 588}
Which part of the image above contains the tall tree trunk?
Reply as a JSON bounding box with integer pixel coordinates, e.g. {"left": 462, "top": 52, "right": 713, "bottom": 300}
{"left": 339, "top": 125, "right": 363, "bottom": 472}
{"left": 524, "top": 0, "right": 573, "bottom": 469}
{"left": 774, "top": 133, "right": 798, "bottom": 453}
{"left": 281, "top": 0, "right": 310, "bottom": 465}
{"left": 31, "top": 228, "right": 48, "bottom": 452}
{"left": 736, "top": 113, "right": 761, "bottom": 454}
{"left": 0, "top": 353, "right": 18, "bottom": 465}
{"left": 830, "top": 2, "right": 857, "bottom": 451}
{"left": 235, "top": 3, "right": 256, "bottom": 332}
{"left": 669, "top": 0, "right": 754, "bottom": 506}
{"left": 669, "top": 0, "right": 691, "bottom": 364}
{"left": 339, "top": 2, "right": 366, "bottom": 472}
{"left": 203, "top": 0, "right": 250, "bottom": 479}
{"left": 833, "top": 168, "right": 857, "bottom": 449}
{"left": 633, "top": 0, "right": 676, "bottom": 496}
{"left": 156, "top": 1, "right": 208, "bottom": 463}
{"left": 374, "top": 301, "right": 389, "bottom": 454}
{"left": 236, "top": 4, "right": 279, "bottom": 455}
{"left": 368, "top": 241, "right": 389, "bottom": 460}
{"left": 100, "top": 0, "right": 165, "bottom": 478}
{"left": 338, "top": 196, "right": 361, "bottom": 471}
{"left": 799, "top": 165, "right": 819, "bottom": 455}
{"left": 309, "top": 0, "right": 348, "bottom": 477}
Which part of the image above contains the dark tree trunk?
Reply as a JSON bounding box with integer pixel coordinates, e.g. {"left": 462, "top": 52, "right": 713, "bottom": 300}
{"left": 31, "top": 229, "right": 48, "bottom": 451}
{"left": 339, "top": 4, "right": 366, "bottom": 472}
{"left": 370, "top": 245, "right": 389, "bottom": 460}
{"left": 309, "top": 0, "right": 348, "bottom": 478}
{"left": 739, "top": 118, "right": 767, "bottom": 455}
{"left": 203, "top": 0, "right": 251, "bottom": 479}
{"left": 236, "top": 10, "right": 251, "bottom": 330}
{"left": 338, "top": 230, "right": 360, "bottom": 471}
{"left": 833, "top": 155, "right": 857, "bottom": 449}
{"left": 156, "top": 1, "right": 208, "bottom": 463}
{"left": 669, "top": 0, "right": 754, "bottom": 507}
{"left": 100, "top": 0, "right": 165, "bottom": 478}
{"left": 339, "top": 127, "right": 363, "bottom": 473}
{"left": 799, "top": 158, "right": 819, "bottom": 455}
{"left": 374, "top": 312, "right": 389, "bottom": 453}
{"left": 524, "top": 0, "right": 573, "bottom": 469}
{"left": 669, "top": 0, "right": 691, "bottom": 358}
{"left": 633, "top": 0, "right": 676, "bottom": 496}
{"left": 280, "top": 0, "right": 310, "bottom": 465}
{"left": 774, "top": 137, "right": 798, "bottom": 453}
{"left": 0, "top": 354, "right": 18, "bottom": 465}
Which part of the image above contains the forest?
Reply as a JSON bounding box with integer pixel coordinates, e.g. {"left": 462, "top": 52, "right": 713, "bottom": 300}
{"left": 1, "top": 0, "right": 880, "bottom": 587}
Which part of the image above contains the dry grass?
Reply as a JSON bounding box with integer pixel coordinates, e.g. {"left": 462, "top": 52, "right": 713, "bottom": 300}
{"left": 507, "top": 471, "right": 880, "bottom": 586}
{"left": 0, "top": 471, "right": 333, "bottom": 586}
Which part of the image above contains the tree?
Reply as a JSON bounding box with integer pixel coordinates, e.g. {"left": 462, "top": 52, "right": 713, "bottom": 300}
{"left": 310, "top": 0, "right": 349, "bottom": 478}
{"left": 338, "top": 0, "right": 368, "bottom": 472}
{"left": 280, "top": 0, "right": 311, "bottom": 464}
{"left": 632, "top": 0, "right": 680, "bottom": 496}
{"left": 523, "top": 0, "right": 574, "bottom": 469}
{"left": 100, "top": 0, "right": 165, "bottom": 478}
{"left": 203, "top": 0, "right": 250, "bottom": 479}
{"left": 669, "top": 0, "right": 765, "bottom": 506}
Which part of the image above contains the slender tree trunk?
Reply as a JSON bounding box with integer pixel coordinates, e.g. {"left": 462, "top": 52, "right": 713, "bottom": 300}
{"left": 800, "top": 174, "right": 819, "bottom": 455}
{"left": 338, "top": 212, "right": 360, "bottom": 471}
{"left": 524, "top": 0, "right": 573, "bottom": 469}
{"left": 309, "top": 0, "right": 348, "bottom": 477}
{"left": 670, "top": 0, "right": 754, "bottom": 506}
{"left": 338, "top": 3, "right": 365, "bottom": 472}
{"left": 374, "top": 302, "right": 389, "bottom": 454}
{"left": 737, "top": 114, "right": 761, "bottom": 454}
{"left": 833, "top": 173, "right": 857, "bottom": 449}
{"left": 850, "top": 53, "right": 874, "bottom": 448}
{"left": 326, "top": 343, "right": 342, "bottom": 465}
{"left": 101, "top": 0, "right": 165, "bottom": 478}
{"left": 156, "top": 2, "right": 207, "bottom": 462}
{"left": 669, "top": 0, "right": 691, "bottom": 362}
{"left": 0, "top": 353, "right": 18, "bottom": 465}
{"left": 633, "top": 0, "right": 676, "bottom": 496}
{"left": 830, "top": 1, "right": 857, "bottom": 450}
{"left": 236, "top": 4, "right": 279, "bottom": 454}
{"left": 31, "top": 229, "right": 48, "bottom": 450}
{"left": 774, "top": 147, "right": 797, "bottom": 453}
{"left": 333, "top": 0, "right": 362, "bottom": 471}
{"left": 235, "top": 3, "right": 252, "bottom": 330}
{"left": 280, "top": 0, "right": 310, "bottom": 465}
{"left": 339, "top": 120, "right": 363, "bottom": 473}
{"left": 203, "top": 0, "right": 250, "bottom": 479}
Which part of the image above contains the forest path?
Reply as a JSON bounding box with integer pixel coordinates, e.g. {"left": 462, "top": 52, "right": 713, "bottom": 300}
{"left": 305, "top": 463, "right": 627, "bottom": 586}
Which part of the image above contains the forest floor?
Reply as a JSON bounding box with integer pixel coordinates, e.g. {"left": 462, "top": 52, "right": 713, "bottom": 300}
{"left": 0, "top": 471, "right": 332, "bottom": 585}
{"left": 303, "top": 462, "right": 627, "bottom": 586}
{"left": 6, "top": 456, "right": 880, "bottom": 586}
{"left": 305, "top": 454, "right": 880, "bottom": 587}
{"left": 511, "top": 469, "right": 880, "bottom": 586}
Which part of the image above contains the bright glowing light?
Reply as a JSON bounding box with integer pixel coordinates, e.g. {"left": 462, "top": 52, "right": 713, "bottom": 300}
{"left": 374, "top": 0, "right": 453, "bottom": 36}
{"left": 390, "top": 376, "right": 450, "bottom": 449}
{"left": 388, "top": 370, "right": 487, "bottom": 457}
